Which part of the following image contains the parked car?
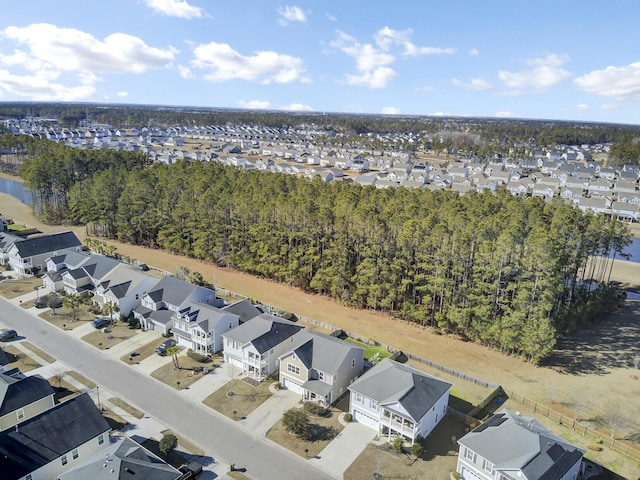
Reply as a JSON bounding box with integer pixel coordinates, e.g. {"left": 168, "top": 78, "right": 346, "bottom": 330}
{"left": 34, "top": 297, "right": 48, "bottom": 309}
{"left": 178, "top": 461, "right": 203, "bottom": 479}
{"left": 0, "top": 329, "right": 18, "bottom": 342}
{"left": 155, "top": 338, "right": 176, "bottom": 356}
{"left": 91, "top": 317, "right": 111, "bottom": 329}
{"left": 47, "top": 296, "right": 63, "bottom": 309}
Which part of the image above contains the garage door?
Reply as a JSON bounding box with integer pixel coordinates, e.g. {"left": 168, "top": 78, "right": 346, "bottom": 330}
{"left": 354, "top": 409, "right": 378, "bottom": 430}
{"left": 226, "top": 356, "right": 243, "bottom": 369}
{"left": 282, "top": 377, "right": 304, "bottom": 394}
{"left": 461, "top": 467, "right": 482, "bottom": 480}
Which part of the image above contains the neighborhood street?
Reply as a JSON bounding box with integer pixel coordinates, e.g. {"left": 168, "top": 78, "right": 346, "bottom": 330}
{"left": 0, "top": 295, "right": 334, "bottom": 480}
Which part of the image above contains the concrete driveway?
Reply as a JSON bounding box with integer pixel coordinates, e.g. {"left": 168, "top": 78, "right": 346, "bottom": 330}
{"left": 311, "top": 419, "right": 376, "bottom": 479}
{"left": 239, "top": 387, "right": 302, "bottom": 436}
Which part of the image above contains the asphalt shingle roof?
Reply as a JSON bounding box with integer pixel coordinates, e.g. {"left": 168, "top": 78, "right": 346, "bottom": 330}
{"left": 0, "top": 372, "right": 54, "bottom": 416}
{"left": 12, "top": 231, "right": 81, "bottom": 257}
{"left": 224, "top": 313, "right": 303, "bottom": 353}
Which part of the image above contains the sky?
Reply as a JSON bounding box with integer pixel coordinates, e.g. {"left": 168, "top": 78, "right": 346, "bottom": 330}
{"left": 1, "top": 1, "right": 639, "bottom": 125}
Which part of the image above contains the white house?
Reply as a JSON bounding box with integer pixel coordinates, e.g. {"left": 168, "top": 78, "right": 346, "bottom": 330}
{"left": 348, "top": 359, "right": 451, "bottom": 445}
{"left": 171, "top": 301, "right": 240, "bottom": 355}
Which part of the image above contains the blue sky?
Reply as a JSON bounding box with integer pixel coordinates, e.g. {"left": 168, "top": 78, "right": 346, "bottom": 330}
{"left": 1, "top": 1, "right": 639, "bottom": 125}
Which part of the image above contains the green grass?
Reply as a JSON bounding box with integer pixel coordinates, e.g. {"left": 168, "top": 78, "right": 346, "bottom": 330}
{"left": 345, "top": 338, "right": 391, "bottom": 361}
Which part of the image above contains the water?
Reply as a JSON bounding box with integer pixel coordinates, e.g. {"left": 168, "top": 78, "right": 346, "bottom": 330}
{"left": 622, "top": 236, "right": 640, "bottom": 263}
{"left": 0, "top": 177, "right": 33, "bottom": 205}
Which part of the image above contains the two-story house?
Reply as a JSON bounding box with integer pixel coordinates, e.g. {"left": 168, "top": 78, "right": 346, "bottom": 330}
{"left": 348, "top": 358, "right": 451, "bottom": 445}
{"left": 0, "top": 393, "right": 111, "bottom": 480}
{"left": 457, "top": 410, "right": 584, "bottom": 480}
{"left": 278, "top": 330, "right": 364, "bottom": 406}
{"left": 171, "top": 301, "right": 240, "bottom": 355}
{"left": 0, "top": 372, "right": 55, "bottom": 431}
{"left": 0, "top": 231, "right": 23, "bottom": 266}
{"left": 42, "top": 251, "right": 91, "bottom": 292}
{"left": 93, "top": 263, "right": 157, "bottom": 317}
{"left": 222, "top": 314, "right": 304, "bottom": 380}
{"left": 8, "top": 231, "right": 82, "bottom": 276}
{"left": 61, "top": 254, "right": 122, "bottom": 296}
{"left": 133, "top": 276, "right": 221, "bottom": 335}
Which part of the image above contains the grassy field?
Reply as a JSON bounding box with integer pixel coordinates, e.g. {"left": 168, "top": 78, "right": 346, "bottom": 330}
{"left": 344, "top": 338, "right": 391, "bottom": 362}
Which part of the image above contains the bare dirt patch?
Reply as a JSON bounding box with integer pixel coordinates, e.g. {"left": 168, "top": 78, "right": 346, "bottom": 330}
{"left": 202, "top": 378, "right": 272, "bottom": 420}
{"left": 3, "top": 344, "right": 42, "bottom": 372}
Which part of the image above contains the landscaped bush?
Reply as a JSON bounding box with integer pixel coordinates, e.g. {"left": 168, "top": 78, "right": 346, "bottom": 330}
{"left": 303, "top": 402, "right": 328, "bottom": 417}
{"left": 392, "top": 436, "right": 404, "bottom": 454}
{"left": 273, "top": 381, "right": 281, "bottom": 390}
{"left": 343, "top": 413, "right": 352, "bottom": 422}
{"left": 186, "top": 349, "right": 212, "bottom": 363}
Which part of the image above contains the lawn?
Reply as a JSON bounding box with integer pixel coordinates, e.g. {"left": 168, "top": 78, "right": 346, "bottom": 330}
{"left": 345, "top": 338, "right": 391, "bottom": 362}
{"left": 48, "top": 377, "right": 81, "bottom": 403}
{"left": 0, "top": 277, "right": 41, "bottom": 299}
{"left": 119, "top": 338, "right": 162, "bottom": 364}
{"left": 20, "top": 341, "right": 55, "bottom": 363}
{"left": 81, "top": 320, "right": 140, "bottom": 350}
{"left": 66, "top": 370, "right": 97, "bottom": 389}
{"left": 2, "top": 345, "right": 42, "bottom": 372}
{"left": 151, "top": 353, "right": 221, "bottom": 390}
{"left": 202, "top": 378, "right": 272, "bottom": 420}
{"left": 265, "top": 407, "right": 344, "bottom": 459}
{"left": 39, "top": 304, "right": 96, "bottom": 328}
{"left": 108, "top": 397, "right": 145, "bottom": 420}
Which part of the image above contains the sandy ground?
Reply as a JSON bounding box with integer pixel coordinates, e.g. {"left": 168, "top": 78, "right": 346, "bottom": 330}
{"left": 2, "top": 185, "right": 640, "bottom": 476}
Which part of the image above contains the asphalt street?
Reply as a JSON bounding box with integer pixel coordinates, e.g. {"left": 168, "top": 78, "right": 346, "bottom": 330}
{"left": 0, "top": 296, "right": 334, "bottom": 480}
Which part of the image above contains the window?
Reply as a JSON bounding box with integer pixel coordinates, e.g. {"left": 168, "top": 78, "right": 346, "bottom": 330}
{"left": 61, "top": 454, "right": 68, "bottom": 466}
{"left": 464, "top": 447, "right": 476, "bottom": 463}
{"left": 287, "top": 364, "right": 300, "bottom": 375}
{"left": 270, "top": 348, "right": 274, "bottom": 355}
{"left": 228, "top": 322, "right": 233, "bottom": 329}
{"left": 318, "top": 371, "right": 325, "bottom": 381}
{"left": 98, "top": 434, "right": 104, "bottom": 445}
{"left": 483, "top": 459, "right": 494, "bottom": 473}
{"left": 17, "top": 408, "right": 25, "bottom": 420}
{"left": 72, "top": 449, "right": 79, "bottom": 460}
{"left": 25, "top": 475, "right": 32, "bottom": 480}
{"left": 355, "top": 393, "right": 363, "bottom": 404}
{"left": 369, "top": 399, "right": 378, "bottom": 411}
{"left": 351, "top": 358, "right": 356, "bottom": 368}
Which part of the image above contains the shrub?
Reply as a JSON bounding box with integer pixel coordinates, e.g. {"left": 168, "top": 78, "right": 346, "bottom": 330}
{"left": 186, "top": 349, "right": 212, "bottom": 363}
{"left": 452, "top": 472, "right": 461, "bottom": 480}
{"left": 392, "top": 436, "right": 404, "bottom": 454}
{"left": 411, "top": 442, "right": 424, "bottom": 458}
{"left": 159, "top": 433, "right": 178, "bottom": 456}
{"left": 344, "top": 413, "right": 353, "bottom": 422}
{"left": 303, "top": 402, "right": 328, "bottom": 417}
{"left": 273, "top": 381, "right": 281, "bottom": 390}
{"left": 282, "top": 408, "right": 309, "bottom": 437}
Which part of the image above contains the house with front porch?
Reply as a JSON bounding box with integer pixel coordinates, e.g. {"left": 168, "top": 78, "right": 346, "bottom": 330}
{"left": 348, "top": 358, "right": 451, "bottom": 445}
{"left": 61, "top": 254, "right": 122, "bottom": 296}
{"left": 171, "top": 301, "right": 240, "bottom": 355}
{"left": 278, "top": 330, "right": 364, "bottom": 406}
{"left": 42, "top": 251, "right": 92, "bottom": 292}
{"left": 456, "top": 410, "right": 584, "bottom": 480}
{"left": 93, "top": 263, "right": 157, "bottom": 317}
{"left": 0, "top": 372, "right": 55, "bottom": 432}
{"left": 133, "top": 276, "right": 220, "bottom": 335}
{"left": 0, "top": 232, "right": 23, "bottom": 266}
{"left": 8, "top": 231, "right": 82, "bottom": 276}
{"left": 222, "top": 314, "right": 304, "bottom": 380}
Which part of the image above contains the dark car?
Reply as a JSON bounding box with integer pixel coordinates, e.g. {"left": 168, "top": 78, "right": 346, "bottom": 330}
{"left": 178, "top": 461, "right": 203, "bottom": 479}
{"left": 155, "top": 338, "right": 176, "bottom": 355}
{"left": 47, "top": 296, "right": 63, "bottom": 309}
{"left": 34, "top": 297, "right": 48, "bottom": 309}
{"left": 92, "top": 317, "right": 111, "bottom": 329}
{"left": 0, "top": 329, "right": 18, "bottom": 342}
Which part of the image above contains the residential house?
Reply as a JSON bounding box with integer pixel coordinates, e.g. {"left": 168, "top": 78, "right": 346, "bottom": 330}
{"left": 58, "top": 436, "right": 182, "bottom": 480}
{"left": 133, "top": 276, "right": 221, "bottom": 335}
{"left": 171, "top": 301, "right": 240, "bottom": 355}
{"left": 42, "top": 251, "right": 91, "bottom": 292}
{"left": 577, "top": 197, "right": 610, "bottom": 215}
{"left": 611, "top": 201, "right": 639, "bottom": 222}
{"left": 8, "top": 231, "right": 82, "bottom": 276}
{"left": 278, "top": 330, "right": 364, "bottom": 406}
{"left": 0, "top": 372, "right": 55, "bottom": 431}
{"left": 222, "top": 314, "right": 304, "bottom": 380}
{"left": 92, "top": 264, "right": 157, "bottom": 317}
{"left": 0, "top": 231, "right": 23, "bottom": 266}
{"left": 0, "top": 393, "right": 111, "bottom": 480}
{"left": 61, "top": 255, "right": 123, "bottom": 297}
{"left": 348, "top": 358, "right": 451, "bottom": 445}
{"left": 456, "top": 410, "right": 584, "bottom": 480}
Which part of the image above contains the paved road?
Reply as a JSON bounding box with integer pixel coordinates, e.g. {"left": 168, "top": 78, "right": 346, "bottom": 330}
{"left": 0, "top": 296, "right": 334, "bottom": 480}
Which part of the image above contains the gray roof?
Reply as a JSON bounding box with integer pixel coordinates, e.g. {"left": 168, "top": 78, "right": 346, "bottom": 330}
{"left": 99, "top": 264, "right": 151, "bottom": 298}
{"left": 458, "top": 410, "right": 584, "bottom": 479}
{"left": 284, "top": 330, "right": 364, "bottom": 374}
{"left": 349, "top": 358, "right": 451, "bottom": 422}
{"left": 176, "top": 301, "right": 238, "bottom": 332}
{"left": 223, "top": 313, "right": 303, "bottom": 353}
{"left": 0, "top": 393, "right": 110, "bottom": 480}
{"left": 58, "top": 436, "right": 181, "bottom": 480}
{"left": 48, "top": 250, "right": 90, "bottom": 268}
{"left": 0, "top": 372, "right": 55, "bottom": 416}
{"left": 12, "top": 231, "right": 81, "bottom": 257}
{"left": 75, "top": 254, "right": 123, "bottom": 281}
{"left": 143, "top": 276, "right": 210, "bottom": 307}
{"left": 222, "top": 298, "right": 262, "bottom": 323}
{"left": 0, "top": 232, "right": 23, "bottom": 251}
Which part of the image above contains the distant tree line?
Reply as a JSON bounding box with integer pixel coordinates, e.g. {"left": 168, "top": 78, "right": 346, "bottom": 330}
{"left": 14, "top": 155, "right": 621, "bottom": 364}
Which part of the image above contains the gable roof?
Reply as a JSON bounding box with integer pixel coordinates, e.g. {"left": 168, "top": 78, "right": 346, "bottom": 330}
{"left": 58, "top": 436, "right": 181, "bottom": 480}
{"left": 12, "top": 231, "right": 81, "bottom": 257}
{"left": 284, "top": 330, "right": 363, "bottom": 374}
{"left": 223, "top": 313, "right": 303, "bottom": 353}
{"left": 222, "top": 298, "right": 262, "bottom": 323}
{"left": 458, "top": 410, "right": 584, "bottom": 479}
{"left": 143, "top": 276, "right": 208, "bottom": 307}
{"left": 176, "top": 301, "right": 238, "bottom": 332}
{"left": 0, "top": 372, "right": 55, "bottom": 417}
{"left": 99, "top": 264, "right": 152, "bottom": 299}
{"left": 0, "top": 393, "right": 110, "bottom": 479}
{"left": 0, "top": 232, "right": 23, "bottom": 251}
{"left": 349, "top": 358, "right": 451, "bottom": 421}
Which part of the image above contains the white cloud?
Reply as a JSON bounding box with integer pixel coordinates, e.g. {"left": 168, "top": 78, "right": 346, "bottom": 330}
{"left": 331, "top": 31, "right": 397, "bottom": 88}
{"left": 414, "top": 85, "right": 434, "bottom": 94}
{"left": 238, "top": 100, "right": 270, "bottom": 109}
{"left": 145, "top": 0, "right": 204, "bottom": 19}
{"left": 326, "top": 13, "right": 337, "bottom": 21}
{"left": 117, "top": 91, "right": 128, "bottom": 97}
{"left": 574, "top": 103, "right": 590, "bottom": 111}
{"left": 277, "top": 5, "right": 306, "bottom": 25}
{"left": 374, "top": 27, "right": 455, "bottom": 57}
{"left": 574, "top": 62, "right": 640, "bottom": 100}
{"left": 469, "top": 48, "right": 479, "bottom": 56}
{"left": 191, "top": 41, "right": 308, "bottom": 84}
{"left": 602, "top": 103, "right": 620, "bottom": 110}
{"left": 345, "top": 67, "right": 398, "bottom": 89}
{"left": 499, "top": 53, "right": 571, "bottom": 91}
{"left": 495, "top": 111, "right": 513, "bottom": 118}
{"left": 382, "top": 106, "right": 401, "bottom": 115}
{"left": 178, "top": 65, "right": 194, "bottom": 79}
{"left": 0, "top": 68, "right": 95, "bottom": 100}
{"left": 452, "top": 77, "right": 492, "bottom": 91}
{"left": 279, "top": 103, "right": 313, "bottom": 111}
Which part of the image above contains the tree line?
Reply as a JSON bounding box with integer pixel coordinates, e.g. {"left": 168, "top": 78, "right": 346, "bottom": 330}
{"left": 41, "top": 158, "right": 626, "bottom": 364}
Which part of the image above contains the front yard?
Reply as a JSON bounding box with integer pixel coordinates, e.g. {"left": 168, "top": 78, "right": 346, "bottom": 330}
{"left": 265, "top": 406, "right": 344, "bottom": 459}
{"left": 81, "top": 320, "right": 140, "bottom": 349}
{"left": 2, "top": 344, "right": 43, "bottom": 372}
{"left": 0, "top": 277, "right": 41, "bottom": 299}
{"left": 39, "top": 304, "right": 96, "bottom": 328}
{"left": 119, "top": 338, "right": 162, "bottom": 364}
{"left": 151, "top": 353, "right": 221, "bottom": 390}
{"left": 202, "top": 378, "right": 272, "bottom": 420}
